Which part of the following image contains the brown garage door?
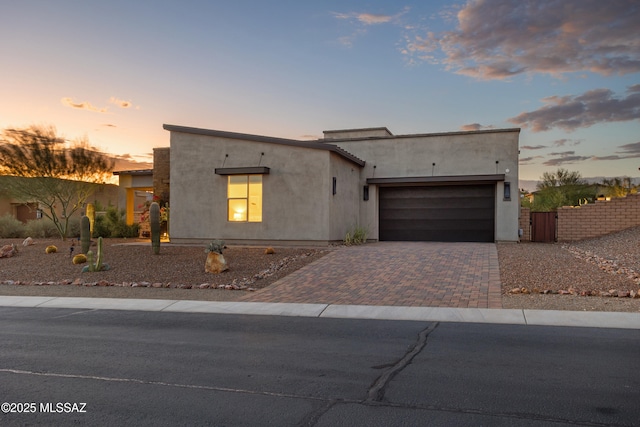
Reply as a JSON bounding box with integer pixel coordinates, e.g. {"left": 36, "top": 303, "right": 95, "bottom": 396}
{"left": 379, "top": 185, "right": 495, "bottom": 242}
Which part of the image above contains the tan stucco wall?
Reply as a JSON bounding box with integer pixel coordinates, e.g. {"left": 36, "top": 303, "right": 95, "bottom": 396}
{"left": 169, "top": 132, "right": 336, "bottom": 244}
{"left": 329, "top": 153, "right": 361, "bottom": 240}
{"left": 336, "top": 130, "right": 520, "bottom": 242}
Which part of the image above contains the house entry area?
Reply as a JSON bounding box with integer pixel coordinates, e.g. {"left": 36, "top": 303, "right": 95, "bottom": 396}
{"left": 379, "top": 184, "right": 496, "bottom": 242}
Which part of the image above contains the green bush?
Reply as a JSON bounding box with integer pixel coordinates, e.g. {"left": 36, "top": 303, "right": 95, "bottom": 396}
{"left": 93, "top": 206, "right": 139, "bottom": 238}
{"left": 66, "top": 217, "right": 81, "bottom": 238}
{"left": 24, "top": 218, "right": 59, "bottom": 238}
{"left": 0, "top": 214, "right": 26, "bottom": 238}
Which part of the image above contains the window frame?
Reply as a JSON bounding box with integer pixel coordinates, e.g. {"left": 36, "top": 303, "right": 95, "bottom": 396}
{"left": 226, "top": 174, "right": 262, "bottom": 222}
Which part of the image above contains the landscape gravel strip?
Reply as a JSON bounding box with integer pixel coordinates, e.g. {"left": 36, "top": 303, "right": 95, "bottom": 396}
{"left": 498, "top": 227, "right": 640, "bottom": 313}
{"left": 1, "top": 233, "right": 640, "bottom": 313}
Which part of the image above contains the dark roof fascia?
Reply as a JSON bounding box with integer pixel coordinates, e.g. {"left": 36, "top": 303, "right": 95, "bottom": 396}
{"left": 215, "top": 167, "right": 270, "bottom": 175}
{"left": 325, "top": 127, "right": 521, "bottom": 143}
{"left": 323, "top": 127, "right": 393, "bottom": 135}
{"left": 163, "top": 124, "right": 365, "bottom": 167}
{"left": 367, "top": 174, "right": 506, "bottom": 186}
{"left": 113, "top": 169, "right": 153, "bottom": 176}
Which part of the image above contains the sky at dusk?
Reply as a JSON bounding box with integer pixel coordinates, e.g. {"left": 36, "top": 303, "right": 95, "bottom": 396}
{"left": 1, "top": 0, "right": 639, "bottom": 187}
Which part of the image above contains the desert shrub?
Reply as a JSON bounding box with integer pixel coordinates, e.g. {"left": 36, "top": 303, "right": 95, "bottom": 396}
{"left": 93, "top": 206, "right": 139, "bottom": 238}
{"left": 24, "top": 218, "right": 59, "bottom": 238}
{"left": 0, "top": 214, "right": 26, "bottom": 238}
{"left": 344, "top": 226, "right": 368, "bottom": 245}
{"left": 66, "top": 217, "right": 81, "bottom": 238}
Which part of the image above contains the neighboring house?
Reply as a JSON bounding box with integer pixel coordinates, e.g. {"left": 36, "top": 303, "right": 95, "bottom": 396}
{"left": 163, "top": 124, "right": 520, "bottom": 245}
{"left": 0, "top": 175, "right": 119, "bottom": 223}
{"left": 114, "top": 148, "right": 171, "bottom": 226}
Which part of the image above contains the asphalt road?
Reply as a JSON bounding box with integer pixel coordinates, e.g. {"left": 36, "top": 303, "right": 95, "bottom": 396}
{"left": 0, "top": 307, "right": 638, "bottom": 426}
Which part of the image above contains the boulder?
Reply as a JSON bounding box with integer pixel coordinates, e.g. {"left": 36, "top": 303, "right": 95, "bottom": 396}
{"left": 0, "top": 244, "right": 18, "bottom": 258}
{"left": 205, "top": 252, "right": 229, "bottom": 274}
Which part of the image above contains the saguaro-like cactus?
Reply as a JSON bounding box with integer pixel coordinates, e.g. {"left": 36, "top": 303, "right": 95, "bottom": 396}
{"left": 150, "top": 201, "right": 161, "bottom": 254}
{"left": 86, "top": 203, "right": 95, "bottom": 236}
{"left": 94, "top": 236, "right": 104, "bottom": 271}
{"left": 80, "top": 215, "right": 91, "bottom": 254}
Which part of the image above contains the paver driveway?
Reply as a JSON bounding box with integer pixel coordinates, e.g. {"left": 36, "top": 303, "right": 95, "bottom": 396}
{"left": 242, "top": 242, "right": 502, "bottom": 308}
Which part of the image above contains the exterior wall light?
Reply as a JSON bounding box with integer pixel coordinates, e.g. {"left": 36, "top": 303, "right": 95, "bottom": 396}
{"left": 504, "top": 182, "right": 511, "bottom": 201}
{"left": 363, "top": 185, "right": 369, "bottom": 201}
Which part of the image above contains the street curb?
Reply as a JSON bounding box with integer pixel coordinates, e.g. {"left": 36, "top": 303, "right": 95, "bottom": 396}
{"left": 0, "top": 296, "right": 639, "bottom": 329}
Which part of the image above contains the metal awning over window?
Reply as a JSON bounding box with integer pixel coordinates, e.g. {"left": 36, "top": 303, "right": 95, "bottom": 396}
{"left": 215, "top": 167, "right": 270, "bottom": 175}
{"left": 367, "top": 174, "right": 504, "bottom": 186}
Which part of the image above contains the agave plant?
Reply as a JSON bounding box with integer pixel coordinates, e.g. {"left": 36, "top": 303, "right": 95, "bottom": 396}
{"left": 205, "top": 240, "right": 225, "bottom": 254}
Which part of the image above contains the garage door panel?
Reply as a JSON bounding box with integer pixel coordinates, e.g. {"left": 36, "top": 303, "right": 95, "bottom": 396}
{"left": 380, "top": 208, "right": 494, "bottom": 221}
{"left": 379, "top": 184, "right": 495, "bottom": 242}
{"left": 384, "top": 197, "right": 492, "bottom": 210}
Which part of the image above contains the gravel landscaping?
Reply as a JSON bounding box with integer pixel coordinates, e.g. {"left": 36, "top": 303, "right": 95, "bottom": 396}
{"left": 499, "top": 227, "right": 640, "bottom": 312}
{"left": 1, "top": 231, "right": 640, "bottom": 312}
{"left": 0, "top": 238, "right": 329, "bottom": 301}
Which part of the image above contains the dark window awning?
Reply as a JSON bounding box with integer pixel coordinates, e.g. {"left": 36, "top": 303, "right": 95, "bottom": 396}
{"left": 366, "top": 174, "right": 505, "bottom": 186}
{"left": 215, "top": 167, "right": 270, "bottom": 175}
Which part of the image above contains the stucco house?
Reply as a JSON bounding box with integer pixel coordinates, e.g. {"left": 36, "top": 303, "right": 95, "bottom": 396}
{"left": 163, "top": 124, "right": 520, "bottom": 245}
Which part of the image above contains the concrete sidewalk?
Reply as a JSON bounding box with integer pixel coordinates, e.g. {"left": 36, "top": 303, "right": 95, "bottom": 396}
{"left": 1, "top": 296, "right": 639, "bottom": 330}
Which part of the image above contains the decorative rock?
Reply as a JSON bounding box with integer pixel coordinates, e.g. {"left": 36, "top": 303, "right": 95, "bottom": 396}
{"left": 205, "top": 252, "right": 229, "bottom": 274}
{"left": 97, "top": 280, "right": 110, "bottom": 287}
{"left": 0, "top": 244, "right": 18, "bottom": 258}
{"left": 199, "top": 283, "right": 210, "bottom": 289}
{"left": 509, "top": 287, "right": 521, "bottom": 294}
{"left": 631, "top": 290, "right": 639, "bottom": 299}
{"left": 151, "top": 282, "right": 163, "bottom": 288}
{"left": 558, "top": 290, "right": 571, "bottom": 295}
{"left": 617, "top": 290, "right": 630, "bottom": 298}
{"left": 22, "top": 237, "right": 34, "bottom": 246}
{"left": 72, "top": 278, "right": 83, "bottom": 286}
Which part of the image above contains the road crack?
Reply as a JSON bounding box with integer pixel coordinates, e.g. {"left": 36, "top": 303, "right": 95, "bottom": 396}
{"left": 367, "top": 322, "right": 439, "bottom": 403}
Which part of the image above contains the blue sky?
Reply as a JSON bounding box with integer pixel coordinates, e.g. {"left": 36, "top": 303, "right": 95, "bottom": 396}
{"left": 1, "top": 0, "right": 638, "bottom": 186}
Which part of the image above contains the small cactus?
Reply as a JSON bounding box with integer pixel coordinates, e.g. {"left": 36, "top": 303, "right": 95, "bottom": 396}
{"left": 86, "top": 203, "right": 95, "bottom": 236}
{"left": 264, "top": 247, "right": 275, "bottom": 254}
{"left": 72, "top": 254, "right": 87, "bottom": 264}
{"left": 94, "top": 236, "right": 104, "bottom": 271}
{"left": 45, "top": 245, "right": 57, "bottom": 254}
{"left": 81, "top": 237, "right": 110, "bottom": 272}
{"left": 80, "top": 215, "right": 91, "bottom": 254}
{"left": 150, "top": 201, "right": 160, "bottom": 254}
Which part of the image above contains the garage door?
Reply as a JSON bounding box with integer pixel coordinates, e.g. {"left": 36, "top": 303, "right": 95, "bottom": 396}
{"left": 379, "top": 185, "right": 495, "bottom": 242}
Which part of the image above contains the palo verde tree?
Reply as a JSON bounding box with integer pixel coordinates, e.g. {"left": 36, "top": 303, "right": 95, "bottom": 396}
{"left": 0, "top": 125, "right": 115, "bottom": 240}
{"left": 530, "top": 168, "right": 596, "bottom": 211}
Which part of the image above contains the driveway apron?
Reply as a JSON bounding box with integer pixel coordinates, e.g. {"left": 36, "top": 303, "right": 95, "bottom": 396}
{"left": 241, "top": 242, "right": 502, "bottom": 308}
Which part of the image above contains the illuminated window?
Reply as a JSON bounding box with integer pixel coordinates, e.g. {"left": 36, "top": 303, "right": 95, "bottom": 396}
{"left": 228, "top": 175, "right": 262, "bottom": 222}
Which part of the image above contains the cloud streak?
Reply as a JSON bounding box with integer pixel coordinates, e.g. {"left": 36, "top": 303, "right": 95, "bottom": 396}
{"left": 109, "top": 97, "right": 132, "bottom": 108}
{"left": 404, "top": 0, "right": 640, "bottom": 80}
{"left": 459, "top": 123, "right": 495, "bottom": 131}
{"left": 332, "top": 7, "right": 409, "bottom": 47}
{"left": 508, "top": 85, "right": 640, "bottom": 132}
{"left": 61, "top": 97, "right": 108, "bottom": 113}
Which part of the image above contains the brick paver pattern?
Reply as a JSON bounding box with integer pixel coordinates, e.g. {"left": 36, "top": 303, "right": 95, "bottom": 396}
{"left": 242, "top": 242, "right": 502, "bottom": 308}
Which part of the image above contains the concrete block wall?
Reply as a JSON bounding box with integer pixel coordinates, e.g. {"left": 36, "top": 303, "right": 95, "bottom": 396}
{"left": 557, "top": 194, "right": 640, "bottom": 241}
{"left": 518, "top": 207, "right": 531, "bottom": 241}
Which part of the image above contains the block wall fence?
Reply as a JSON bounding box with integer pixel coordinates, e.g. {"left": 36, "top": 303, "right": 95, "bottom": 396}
{"left": 519, "top": 194, "right": 640, "bottom": 242}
